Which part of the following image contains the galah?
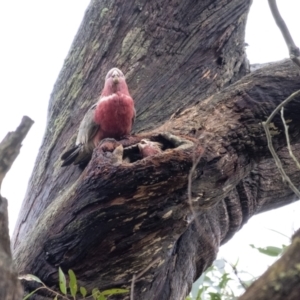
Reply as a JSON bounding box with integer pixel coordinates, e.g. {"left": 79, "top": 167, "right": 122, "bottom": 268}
{"left": 138, "top": 139, "right": 163, "bottom": 158}
{"left": 61, "top": 68, "right": 135, "bottom": 166}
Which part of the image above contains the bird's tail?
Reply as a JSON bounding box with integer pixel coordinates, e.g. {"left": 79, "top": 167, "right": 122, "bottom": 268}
{"left": 61, "top": 145, "right": 81, "bottom": 167}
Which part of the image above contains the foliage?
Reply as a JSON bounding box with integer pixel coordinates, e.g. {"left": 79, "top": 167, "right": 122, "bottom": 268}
{"left": 187, "top": 259, "right": 247, "bottom": 300}
{"left": 187, "top": 238, "right": 288, "bottom": 300}
{"left": 19, "top": 235, "right": 288, "bottom": 299}
{"left": 19, "top": 268, "right": 129, "bottom": 300}
{"left": 249, "top": 244, "right": 286, "bottom": 257}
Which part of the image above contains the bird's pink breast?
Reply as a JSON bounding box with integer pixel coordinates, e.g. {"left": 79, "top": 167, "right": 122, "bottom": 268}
{"left": 93, "top": 92, "right": 135, "bottom": 143}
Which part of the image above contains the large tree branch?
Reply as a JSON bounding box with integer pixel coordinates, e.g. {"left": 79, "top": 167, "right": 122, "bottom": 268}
{"left": 14, "top": 60, "right": 300, "bottom": 299}
{"left": 268, "top": 0, "right": 300, "bottom": 67}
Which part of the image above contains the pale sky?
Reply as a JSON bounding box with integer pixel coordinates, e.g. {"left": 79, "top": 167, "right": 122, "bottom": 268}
{"left": 0, "top": 0, "right": 300, "bottom": 288}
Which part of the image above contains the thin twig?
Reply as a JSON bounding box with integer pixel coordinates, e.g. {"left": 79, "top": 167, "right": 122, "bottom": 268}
{"left": 43, "top": 285, "right": 69, "bottom": 300}
{"left": 130, "top": 274, "right": 136, "bottom": 300}
{"left": 264, "top": 1, "right": 300, "bottom": 191}
{"left": 224, "top": 259, "right": 248, "bottom": 291}
{"left": 262, "top": 91, "right": 300, "bottom": 198}
{"left": 262, "top": 124, "right": 300, "bottom": 198}
{"left": 265, "top": 90, "right": 300, "bottom": 125}
{"left": 187, "top": 147, "right": 203, "bottom": 205}
{"left": 280, "top": 108, "right": 300, "bottom": 169}
{"left": 268, "top": 0, "right": 300, "bottom": 68}
{"left": 187, "top": 141, "right": 205, "bottom": 230}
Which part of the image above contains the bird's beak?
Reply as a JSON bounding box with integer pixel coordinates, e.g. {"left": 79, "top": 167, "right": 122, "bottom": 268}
{"left": 112, "top": 70, "right": 120, "bottom": 84}
{"left": 138, "top": 140, "right": 147, "bottom": 151}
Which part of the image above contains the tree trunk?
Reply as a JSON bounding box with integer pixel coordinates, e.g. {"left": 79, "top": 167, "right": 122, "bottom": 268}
{"left": 11, "top": 0, "right": 300, "bottom": 299}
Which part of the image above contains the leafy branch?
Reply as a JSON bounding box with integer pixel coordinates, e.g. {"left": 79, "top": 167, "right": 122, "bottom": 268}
{"left": 19, "top": 267, "right": 129, "bottom": 300}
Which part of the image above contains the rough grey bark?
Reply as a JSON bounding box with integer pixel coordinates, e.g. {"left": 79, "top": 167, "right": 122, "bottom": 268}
{"left": 11, "top": 0, "right": 300, "bottom": 299}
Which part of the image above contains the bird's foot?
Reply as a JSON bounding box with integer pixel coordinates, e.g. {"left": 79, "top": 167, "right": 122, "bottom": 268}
{"left": 98, "top": 138, "right": 118, "bottom": 147}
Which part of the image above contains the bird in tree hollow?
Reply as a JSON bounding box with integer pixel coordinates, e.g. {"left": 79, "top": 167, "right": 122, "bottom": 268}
{"left": 61, "top": 68, "right": 136, "bottom": 167}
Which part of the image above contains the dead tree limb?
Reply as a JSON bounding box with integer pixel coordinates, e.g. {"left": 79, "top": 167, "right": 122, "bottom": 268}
{"left": 268, "top": 0, "right": 300, "bottom": 67}
{"left": 0, "top": 116, "right": 33, "bottom": 300}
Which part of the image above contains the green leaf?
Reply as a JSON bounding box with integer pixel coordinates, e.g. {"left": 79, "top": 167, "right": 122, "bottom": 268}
{"left": 97, "top": 295, "right": 106, "bottom": 300}
{"left": 92, "top": 288, "right": 101, "bottom": 300}
{"left": 68, "top": 269, "right": 78, "bottom": 297}
{"left": 101, "top": 288, "right": 129, "bottom": 296}
{"left": 58, "top": 267, "right": 67, "bottom": 295}
{"left": 53, "top": 296, "right": 58, "bottom": 300}
{"left": 23, "top": 288, "right": 42, "bottom": 300}
{"left": 80, "top": 286, "right": 87, "bottom": 297}
{"left": 219, "top": 273, "right": 231, "bottom": 289}
{"left": 208, "top": 292, "right": 222, "bottom": 300}
{"left": 196, "top": 286, "right": 207, "bottom": 300}
{"left": 250, "top": 244, "right": 283, "bottom": 257}
{"left": 19, "top": 274, "right": 43, "bottom": 284}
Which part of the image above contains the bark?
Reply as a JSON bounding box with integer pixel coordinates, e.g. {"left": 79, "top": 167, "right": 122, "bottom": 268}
{"left": 0, "top": 197, "right": 23, "bottom": 300}
{"left": 0, "top": 116, "right": 33, "bottom": 300}
{"left": 11, "top": 0, "right": 300, "bottom": 299}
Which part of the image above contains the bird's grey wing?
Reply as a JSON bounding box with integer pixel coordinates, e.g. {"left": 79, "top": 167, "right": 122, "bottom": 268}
{"left": 76, "top": 104, "right": 99, "bottom": 145}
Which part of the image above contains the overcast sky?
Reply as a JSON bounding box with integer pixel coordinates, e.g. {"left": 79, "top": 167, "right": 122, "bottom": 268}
{"left": 1, "top": 0, "right": 300, "bottom": 284}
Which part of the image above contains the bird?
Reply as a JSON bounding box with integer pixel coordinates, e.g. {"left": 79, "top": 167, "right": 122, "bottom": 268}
{"left": 61, "top": 68, "right": 135, "bottom": 167}
{"left": 138, "top": 139, "right": 163, "bottom": 158}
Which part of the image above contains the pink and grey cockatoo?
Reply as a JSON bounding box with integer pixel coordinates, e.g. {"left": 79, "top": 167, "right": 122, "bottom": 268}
{"left": 61, "top": 68, "right": 135, "bottom": 166}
